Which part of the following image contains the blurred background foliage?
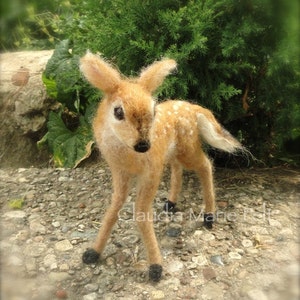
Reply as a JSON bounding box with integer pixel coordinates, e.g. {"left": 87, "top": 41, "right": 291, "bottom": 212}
{"left": 1, "top": 0, "right": 299, "bottom": 167}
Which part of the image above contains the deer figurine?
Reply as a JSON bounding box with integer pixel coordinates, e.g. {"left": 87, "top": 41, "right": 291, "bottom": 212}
{"left": 80, "top": 52, "right": 243, "bottom": 282}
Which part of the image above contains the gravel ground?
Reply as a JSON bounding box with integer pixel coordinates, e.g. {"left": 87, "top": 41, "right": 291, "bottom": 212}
{"left": 0, "top": 165, "right": 299, "bottom": 300}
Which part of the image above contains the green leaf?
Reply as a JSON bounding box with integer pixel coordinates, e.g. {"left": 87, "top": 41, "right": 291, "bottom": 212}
{"left": 43, "top": 40, "right": 81, "bottom": 110}
{"left": 42, "top": 74, "right": 57, "bottom": 99}
{"left": 47, "top": 112, "right": 94, "bottom": 168}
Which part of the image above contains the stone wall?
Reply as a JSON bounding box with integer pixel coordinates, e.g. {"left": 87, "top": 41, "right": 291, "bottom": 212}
{"left": 0, "top": 50, "right": 55, "bottom": 167}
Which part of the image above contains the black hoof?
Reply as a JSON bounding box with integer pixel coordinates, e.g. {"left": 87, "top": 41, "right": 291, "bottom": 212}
{"left": 163, "top": 199, "right": 178, "bottom": 214}
{"left": 203, "top": 213, "right": 214, "bottom": 229}
{"left": 149, "top": 264, "right": 163, "bottom": 282}
{"left": 82, "top": 248, "right": 100, "bottom": 264}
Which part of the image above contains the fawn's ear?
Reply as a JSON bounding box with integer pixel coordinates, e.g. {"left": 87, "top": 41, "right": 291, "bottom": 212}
{"left": 137, "top": 59, "right": 177, "bottom": 93}
{"left": 80, "top": 52, "right": 121, "bottom": 94}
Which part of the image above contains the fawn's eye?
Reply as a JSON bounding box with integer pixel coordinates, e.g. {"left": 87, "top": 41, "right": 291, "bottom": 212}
{"left": 114, "top": 106, "right": 125, "bottom": 120}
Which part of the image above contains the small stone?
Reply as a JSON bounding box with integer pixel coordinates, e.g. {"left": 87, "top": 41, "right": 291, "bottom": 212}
{"left": 241, "top": 239, "right": 253, "bottom": 248}
{"left": 268, "top": 219, "right": 282, "bottom": 229}
{"left": 247, "top": 289, "right": 268, "bottom": 300}
{"left": 191, "top": 253, "right": 208, "bottom": 266}
{"left": 55, "top": 240, "right": 73, "bottom": 251}
{"left": 58, "top": 176, "right": 70, "bottom": 182}
{"left": 228, "top": 251, "right": 242, "bottom": 260}
{"left": 59, "top": 264, "right": 70, "bottom": 271}
{"left": 151, "top": 290, "right": 165, "bottom": 300}
{"left": 84, "top": 283, "right": 99, "bottom": 293}
{"left": 210, "top": 255, "right": 224, "bottom": 266}
{"left": 44, "top": 254, "right": 57, "bottom": 268}
{"left": 83, "top": 292, "right": 98, "bottom": 300}
{"left": 201, "top": 233, "right": 215, "bottom": 242}
{"left": 79, "top": 203, "right": 86, "bottom": 209}
{"left": 217, "top": 201, "right": 229, "bottom": 208}
{"left": 4, "top": 210, "right": 26, "bottom": 219}
{"left": 52, "top": 221, "right": 61, "bottom": 228}
{"left": 203, "top": 267, "right": 217, "bottom": 281}
{"left": 55, "top": 289, "right": 68, "bottom": 299}
{"left": 49, "top": 272, "right": 70, "bottom": 282}
{"left": 166, "top": 259, "right": 184, "bottom": 273}
{"left": 30, "top": 220, "right": 46, "bottom": 235}
{"left": 166, "top": 227, "right": 181, "bottom": 237}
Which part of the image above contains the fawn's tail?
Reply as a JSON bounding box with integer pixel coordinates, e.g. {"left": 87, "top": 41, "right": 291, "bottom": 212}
{"left": 196, "top": 112, "right": 243, "bottom": 153}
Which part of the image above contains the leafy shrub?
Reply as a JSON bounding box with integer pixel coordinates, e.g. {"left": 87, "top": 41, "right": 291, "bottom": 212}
{"left": 40, "top": 40, "right": 99, "bottom": 167}
{"left": 41, "top": 0, "right": 299, "bottom": 167}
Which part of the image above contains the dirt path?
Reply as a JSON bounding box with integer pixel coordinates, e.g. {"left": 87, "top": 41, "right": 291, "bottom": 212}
{"left": 1, "top": 166, "right": 299, "bottom": 300}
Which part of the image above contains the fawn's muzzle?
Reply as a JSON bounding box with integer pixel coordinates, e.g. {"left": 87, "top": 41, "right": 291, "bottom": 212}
{"left": 134, "top": 140, "right": 151, "bottom": 153}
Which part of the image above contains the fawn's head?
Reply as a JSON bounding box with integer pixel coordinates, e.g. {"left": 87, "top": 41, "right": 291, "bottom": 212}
{"left": 80, "top": 52, "right": 176, "bottom": 153}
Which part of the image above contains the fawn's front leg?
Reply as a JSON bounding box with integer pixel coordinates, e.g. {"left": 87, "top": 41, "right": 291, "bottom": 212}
{"left": 82, "top": 169, "right": 132, "bottom": 264}
{"left": 135, "top": 173, "right": 163, "bottom": 282}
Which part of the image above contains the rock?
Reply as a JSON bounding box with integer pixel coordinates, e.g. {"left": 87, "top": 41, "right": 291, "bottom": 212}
{"left": 151, "top": 290, "right": 165, "bottom": 300}
{"left": 228, "top": 252, "right": 242, "bottom": 260}
{"left": 166, "top": 226, "right": 181, "bottom": 237}
{"left": 49, "top": 272, "right": 70, "bottom": 282}
{"left": 191, "top": 253, "right": 208, "bottom": 266}
{"left": 4, "top": 210, "right": 26, "bottom": 219}
{"left": 0, "top": 50, "right": 55, "bottom": 167}
{"left": 55, "top": 240, "right": 73, "bottom": 252}
{"left": 203, "top": 267, "right": 217, "bottom": 281}
{"left": 247, "top": 289, "right": 268, "bottom": 300}
{"left": 44, "top": 254, "right": 57, "bottom": 268}
{"left": 241, "top": 239, "right": 253, "bottom": 248}
{"left": 166, "top": 259, "right": 184, "bottom": 273}
{"left": 29, "top": 219, "right": 46, "bottom": 235}
{"left": 210, "top": 255, "right": 224, "bottom": 266}
{"left": 201, "top": 282, "right": 223, "bottom": 300}
{"left": 201, "top": 233, "right": 215, "bottom": 241}
{"left": 268, "top": 219, "right": 282, "bottom": 229}
{"left": 55, "top": 289, "right": 68, "bottom": 299}
{"left": 52, "top": 221, "right": 61, "bottom": 228}
{"left": 84, "top": 283, "right": 99, "bottom": 293}
{"left": 83, "top": 293, "right": 98, "bottom": 300}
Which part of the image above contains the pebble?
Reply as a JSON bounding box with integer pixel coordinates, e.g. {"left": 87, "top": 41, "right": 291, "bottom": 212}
{"left": 55, "top": 240, "right": 73, "bottom": 251}
{"left": 247, "top": 289, "right": 268, "bottom": 300}
{"left": 52, "top": 221, "right": 61, "bottom": 228}
{"left": 84, "top": 283, "right": 99, "bottom": 293}
{"left": 55, "top": 289, "right": 68, "bottom": 299}
{"left": 151, "top": 290, "right": 165, "bottom": 300}
{"left": 166, "top": 259, "right": 184, "bottom": 273}
{"left": 191, "top": 253, "right": 208, "bottom": 266}
{"left": 241, "top": 239, "right": 253, "bottom": 248}
{"left": 0, "top": 167, "right": 298, "bottom": 300}
{"left": 4, "top": 210, "right": 26, "bottom": 219}
{"left": 49, "top": 272, "right": 70, "bottom": 282}
{"left": 166, "top": 227, "right": 181, "bottom": 237}
{"left": 29, "top": 220, "right": 46, "bottom": 235}
{"left": 210, "top": 255, "right": 224, "bottom": 266}
{"left": 203, "top": 267, "right": 217, "bottom": 281}
{"left": 83, "top": 292, "right": 98, "bottom": 300}
{"left": 228, "top": 252, "right": 242, "bottom": 260}
{"left": 268, "top": 219, "right": 282, "bottom": 229}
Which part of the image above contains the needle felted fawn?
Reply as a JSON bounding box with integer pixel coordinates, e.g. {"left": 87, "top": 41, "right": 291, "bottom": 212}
{"left": 80, "top": 52, "right": 243, "bottom": 282}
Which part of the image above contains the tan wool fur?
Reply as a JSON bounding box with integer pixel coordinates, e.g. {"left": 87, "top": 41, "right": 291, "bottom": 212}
{"left": 80, "top": 52, "right": 243, "bottom": 281}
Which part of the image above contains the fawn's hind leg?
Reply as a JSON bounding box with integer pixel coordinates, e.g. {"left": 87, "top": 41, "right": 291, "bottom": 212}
{"left": 163, "top": 160, "right": 183, "bottom": 213}
{"left": 195, "top": 153, "right": 215, "bottom": 229}
{"left": 135, "top": 172, "right": 163, "bottom": 282}
{"left": 179, "top": 148, "right": 216, "bottom": 229}
{"left": 82, "top": 169, "right": 132, "bottom": 264}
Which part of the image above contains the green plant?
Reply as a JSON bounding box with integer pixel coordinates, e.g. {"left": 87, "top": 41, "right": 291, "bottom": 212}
{"left": 40, "top": 40, "right": 99, "bottom": 167}
{"left": 41, "top": 0, "right": 299, "bottom": 167}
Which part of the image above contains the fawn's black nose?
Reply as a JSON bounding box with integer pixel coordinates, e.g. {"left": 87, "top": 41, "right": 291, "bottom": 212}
{"left": 134, "top": 140, "right": 151, "bottom": 153}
